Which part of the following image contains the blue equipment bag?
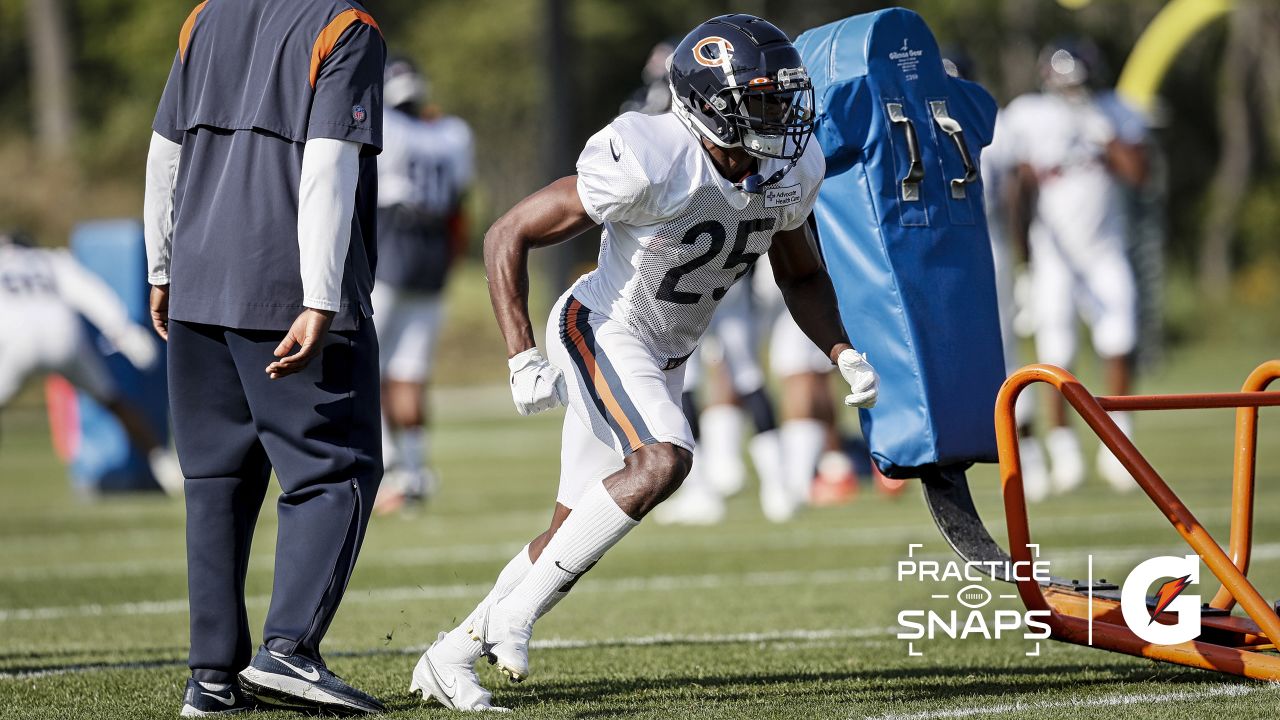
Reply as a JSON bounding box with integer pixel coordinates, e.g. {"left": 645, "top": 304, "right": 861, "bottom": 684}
{"left": 67, "top": 220, "right": 168, "bottom": 492}
{"left": 796, "top": 9, "right": 1004, "bottom": 477}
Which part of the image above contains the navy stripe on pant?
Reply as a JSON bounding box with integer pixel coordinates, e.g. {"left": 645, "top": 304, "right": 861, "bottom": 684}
{"left": 558, "top": 296, "right": 656, "bottom": 454}
{"left": 168, "top": 319, "right": 382, "bottom": 683}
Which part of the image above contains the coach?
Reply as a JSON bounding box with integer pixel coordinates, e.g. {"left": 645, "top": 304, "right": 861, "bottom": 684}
{"left": 142, "top": 1, "right": 387, "bottom": 715}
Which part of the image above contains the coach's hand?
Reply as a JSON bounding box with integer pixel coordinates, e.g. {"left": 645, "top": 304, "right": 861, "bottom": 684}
{"left": 150, "top": 284, "right": 170, "bottom": 341}
{"left": 508, "top": 347, "right": 567, "bottom": 416}
{"left": 267, "top": 308, "right": 334, "bottom": 380}
{"left": 838, "top": 348, "right": 879, "bottom": 409}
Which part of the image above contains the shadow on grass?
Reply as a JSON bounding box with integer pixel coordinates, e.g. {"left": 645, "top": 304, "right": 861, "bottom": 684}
{"left": 490, "top": 662, "right": 1232, "bottom": 718}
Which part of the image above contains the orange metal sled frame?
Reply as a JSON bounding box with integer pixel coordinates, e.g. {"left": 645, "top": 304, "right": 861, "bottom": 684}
{"left": 995, "top": 360, "right": 1280, "bottom": 679}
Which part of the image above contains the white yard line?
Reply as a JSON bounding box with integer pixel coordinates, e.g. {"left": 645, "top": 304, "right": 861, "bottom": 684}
{"left": 0, "top": 506, "right": 1233, "bottom": 582}
{"left": 861, "top": 683, "right": 1265, "bottom": 720}
{"left": 0, "top": 626, "right": 893, "bottom": 681}
{"left": 0, "top": 567, "right": 889, "bottom": 623}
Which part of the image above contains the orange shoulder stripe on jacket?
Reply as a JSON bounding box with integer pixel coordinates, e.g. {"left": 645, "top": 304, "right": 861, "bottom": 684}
{"left": 309, "top": 8, "right": 382, "bottom": 88}
{"left": 178, "top": 1, "right": 209, "bottom": 63}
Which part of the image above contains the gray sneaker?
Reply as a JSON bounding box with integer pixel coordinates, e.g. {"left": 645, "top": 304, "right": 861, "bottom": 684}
{"left": 238, "top": 646, "right": 386, "bottom": 715}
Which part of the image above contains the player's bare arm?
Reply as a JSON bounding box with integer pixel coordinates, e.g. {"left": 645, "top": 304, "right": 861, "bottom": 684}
{"left": 1106, "top": 139, "right": 1148, "bottom": 187}
{"left": 483, "top": 176, "right": 598, "bottom": 359}
{"left": 769, "top": 221, "right": 879, "bottom": 409}
{"left": 768, "top": 222, "right": 852, "bottom": 363}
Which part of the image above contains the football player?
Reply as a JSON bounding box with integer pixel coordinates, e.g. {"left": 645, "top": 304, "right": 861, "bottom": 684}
{"left": 410, "top": 15, "right": 878, "bottom": 711}
{"left": 373, "top": 57, "right": 474, "bottom": 512}
{"left": 0, "top": 232, "right": 179, "bottom": 491}
{"left": 1000, "top": 39, "right": 1148, "bottom": 494}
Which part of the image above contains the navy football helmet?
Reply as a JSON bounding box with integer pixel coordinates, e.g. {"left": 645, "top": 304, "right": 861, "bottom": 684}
{"left": 668, "top": 15, "right": 814, "bottom": 176}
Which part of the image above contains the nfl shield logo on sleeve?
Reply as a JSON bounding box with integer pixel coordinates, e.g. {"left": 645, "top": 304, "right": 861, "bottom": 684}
{"left": 352, "top": 105, "right": 367, "bottom": 122}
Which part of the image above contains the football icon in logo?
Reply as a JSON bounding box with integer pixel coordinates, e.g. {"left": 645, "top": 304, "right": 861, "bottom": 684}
{"left": 352, "top": 104, "right": 367, "bottom": 122}
{"left": 956, "top": 584, "right": 992, "bottom": 609}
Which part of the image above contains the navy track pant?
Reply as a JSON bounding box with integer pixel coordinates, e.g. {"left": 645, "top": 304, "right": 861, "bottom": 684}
{"left": 168, "top": 319, "right": 382, "bottom": 683}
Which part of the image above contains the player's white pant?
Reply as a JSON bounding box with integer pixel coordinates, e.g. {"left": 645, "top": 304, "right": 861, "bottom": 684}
{"left": 546, "top": 291, "right": 693, "bottom": 508}
{"left": 682, "top": 281, "right": 764, "bottom": 394}
{"left": 0, "top": 308, "right": 117, "bottom": 406}
{"left": 1029, "top": 222, "right": 1137, "bottom": 367}
{"left": 371, "top": 283, "right": 445, "bottom": 383}
{"left": 769, "top": 311, "right": 832, "bottom": 378}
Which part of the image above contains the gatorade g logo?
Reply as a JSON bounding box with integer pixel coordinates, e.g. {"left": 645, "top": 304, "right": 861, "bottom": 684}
{"left": 693, "top": 37, "right": 734, "bottom": 70}
{"left": 1120, "top": 555, "right": 1201, "bottom": 645}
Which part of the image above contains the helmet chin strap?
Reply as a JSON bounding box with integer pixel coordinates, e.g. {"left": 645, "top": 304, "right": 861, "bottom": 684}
{"left": 736, "top": 157, "right": 798, "bottom": 194}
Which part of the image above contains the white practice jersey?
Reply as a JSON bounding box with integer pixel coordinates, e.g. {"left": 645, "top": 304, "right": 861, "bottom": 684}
{"left": 377, "top": 109, "right": 473, "bottom": 215}
{"left": 0, "top": 245, "right": 135, "bottom": 365}
{"left": 997, "top": 92, "right": 1142, "bottom": 252}
{"left": 572, "top": 112, "right": 824, "bottom": 364}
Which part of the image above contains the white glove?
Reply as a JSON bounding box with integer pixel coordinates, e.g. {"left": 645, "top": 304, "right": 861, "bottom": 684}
{"left": 508, "top": 348, "right": 567, "bottom": 416}
{"left": 114, "top": 325, "right": 159, "bottom": 371}
{"left": 838, "top": 348, "right": 878, "bottom": 408}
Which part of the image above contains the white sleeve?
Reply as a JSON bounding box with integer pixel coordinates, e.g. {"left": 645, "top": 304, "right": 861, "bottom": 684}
{"left": 49, "top": 251, "right": 134, "bottom": 341}
{"left": 143, "top": 131, "right": 181, "bottom": 285}
{"left": 452, "top": 121, "right": 475, "bottom": 190}
{"left": 779, "top": 146, "right": 825, "bottom": 231}
{"left": 575, "top": 125, "right": 653, "bottom": 225}
{"left": 298, "top": 137, "right": 361, "bottom": 312}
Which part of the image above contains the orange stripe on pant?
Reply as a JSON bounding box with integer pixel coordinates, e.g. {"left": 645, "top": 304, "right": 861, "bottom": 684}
{"left": 565, "top": 300, "right": 646, "bottom": 452}
{"left": 310, "top": 8, "right": 382, "bottom": 87}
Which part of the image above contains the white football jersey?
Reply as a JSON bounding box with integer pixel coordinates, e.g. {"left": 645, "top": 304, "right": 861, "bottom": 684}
{"left": 572, "top": 112, "right": 824, "bottom": 364}
{"left": 0, "top": 245, "right": 132, "bottom": 366}
{"left": 377, "top": 109, "right": 474, "bottom": 216}
{"left": 997, "top": 92, "right": 1138, "bottom": 251}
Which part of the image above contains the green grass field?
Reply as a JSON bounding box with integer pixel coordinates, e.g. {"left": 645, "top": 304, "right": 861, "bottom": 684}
{"left": 2, "top": 289, "right": 1279, "bottom": 719}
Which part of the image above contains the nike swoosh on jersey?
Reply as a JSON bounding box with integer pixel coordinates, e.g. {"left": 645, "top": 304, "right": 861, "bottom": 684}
{"left": 609, "top": 138, "right": 622, "bottom": 162}
{"left": 201, "top": 692, "right": 236, "bottom": 706}
{"left": 277, "top": 656, "right": 321, "bottom": 682}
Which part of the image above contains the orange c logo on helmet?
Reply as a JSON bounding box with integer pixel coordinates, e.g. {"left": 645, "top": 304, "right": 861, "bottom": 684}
{"left": 692, "top": 36, "right": 735, "bottom": 69}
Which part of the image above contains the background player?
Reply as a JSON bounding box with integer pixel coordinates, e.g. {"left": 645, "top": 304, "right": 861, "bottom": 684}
{"left": 409, "top": 15, "right": 879, "bottom": 711}
{"left": 373, "top": 56, "right": 474, "bottom": 512}
{"left": 1001, "top": 39, "right": 1149, "bottom": 495}
{"left": 0, "top": 231, "right": 179, "bottom": 492}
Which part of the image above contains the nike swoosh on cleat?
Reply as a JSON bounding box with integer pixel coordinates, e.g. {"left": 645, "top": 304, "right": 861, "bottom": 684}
{"left": 200, "top": 691, "right": 236, "bottom": 706}
{"left": 609, "top": 138, "right": 622, "bottom": 162}
{"left": 276, "top": 657, "right": 321, "bottom": 682}
{"left": 428, "top": 659, "right": 457, "bottom": 700}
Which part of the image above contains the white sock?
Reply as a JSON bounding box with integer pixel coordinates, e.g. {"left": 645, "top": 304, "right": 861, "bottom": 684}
{"left": 700, "top": 404, "right": 746, "bottom": 495}
{"left": 396, "top": 427, "right": 426, "bottom": 478}
{"left": 438, "top": 544, "right": 533, "bottom": 662}
{"left": 781, "top": 419, "right": 826, "bottom": 502}
{"left": 380, "top": 414, "right": 398, "bottom": 472}
{"left": 497, "top": 482, "right": 638, "bottom": 623}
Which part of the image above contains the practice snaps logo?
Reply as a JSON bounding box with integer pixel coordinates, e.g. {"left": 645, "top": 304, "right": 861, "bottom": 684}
{"left": 895, "top": 546, "right": 1205, "bottom": 656}
{"left": 895, "top": 544, "right": 1052, "bottom": 657}
{"left": 1120, "top": 554, "right": 1201, "bottom": 645}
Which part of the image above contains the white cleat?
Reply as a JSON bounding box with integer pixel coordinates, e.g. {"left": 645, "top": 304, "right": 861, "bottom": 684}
{"left": 652, "top": 485, "right": 726, "bottom": 526}
{"left": 411, "top": 633, "right": 510, "bottom": 712}
{"left": 1045, "top": 426, "right": 1084, "bottom": 495}
{"left": 759, "top": 475, "right": 798, "bottom": 523}
{"left": 1018, "top": 437, "right": 1051, "bottom": 504}
{"left": 468, "top": 605, "right": 532, "bottom": 683}
{"left": 1096, "top": 446, "right": 1138, "bottom": 492}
